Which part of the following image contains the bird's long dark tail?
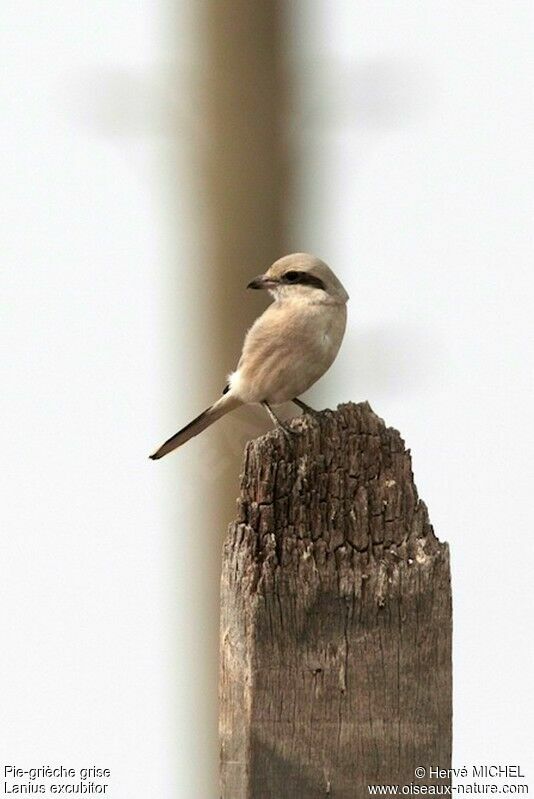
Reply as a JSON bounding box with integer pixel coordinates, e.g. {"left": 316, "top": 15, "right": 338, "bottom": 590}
{"left": 149, "top": 393, "right": 242, "bottom": 460}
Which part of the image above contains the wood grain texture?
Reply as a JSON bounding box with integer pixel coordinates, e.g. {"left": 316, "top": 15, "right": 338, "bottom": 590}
{"left": 220, "top": 402, "right": 452, "bottom": 798}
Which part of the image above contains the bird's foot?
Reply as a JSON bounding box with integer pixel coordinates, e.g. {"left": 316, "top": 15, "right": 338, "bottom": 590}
{"left": 262, "top": 401, "right": 304, "bottom": 439}
{"left": 292, "top": 398, "right": 321, "bottom": 417}
{"left": 279, "top": 421, "right": 304, "bottom": 438}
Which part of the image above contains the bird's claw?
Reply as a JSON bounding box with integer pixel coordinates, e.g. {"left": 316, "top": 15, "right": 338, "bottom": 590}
{"left": 292, "top": 398, "right": 320, "bottom": 417}
{"left": 280, "top": 422, "right": 304, "bottom": 438}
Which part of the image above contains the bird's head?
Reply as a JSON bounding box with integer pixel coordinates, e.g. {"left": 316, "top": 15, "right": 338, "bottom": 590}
{"left": 247, "top": 253, "right": 349, "bottom": 304}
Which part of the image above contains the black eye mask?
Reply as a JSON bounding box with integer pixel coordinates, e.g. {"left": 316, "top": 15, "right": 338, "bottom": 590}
{"left": 282, "top": 271, "right": 326, "bottom": 291}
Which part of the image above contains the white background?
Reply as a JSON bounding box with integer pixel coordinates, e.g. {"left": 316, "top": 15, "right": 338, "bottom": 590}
{"left": 2, "top": 2, "right": 533, "bottom": 797}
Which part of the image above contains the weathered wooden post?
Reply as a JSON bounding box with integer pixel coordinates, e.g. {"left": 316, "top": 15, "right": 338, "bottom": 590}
{"left": 220, "top": 402, "right": 452, "bottom": 798}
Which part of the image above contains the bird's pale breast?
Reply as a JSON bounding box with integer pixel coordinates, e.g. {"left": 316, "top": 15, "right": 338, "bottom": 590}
{"left": 229, "top": 299, "right": 347, "bottom": 404}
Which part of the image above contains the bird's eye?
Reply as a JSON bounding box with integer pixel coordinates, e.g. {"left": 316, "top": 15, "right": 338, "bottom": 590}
{"left": 284, "top": 271, "right": 301, "bottom": 283}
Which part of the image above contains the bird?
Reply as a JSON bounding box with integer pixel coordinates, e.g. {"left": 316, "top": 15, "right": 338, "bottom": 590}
{"left": 149, "top": 253, "right": 349, "bottom": 460}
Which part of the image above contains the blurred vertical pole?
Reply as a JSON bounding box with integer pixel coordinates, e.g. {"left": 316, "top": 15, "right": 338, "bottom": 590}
{"left": 202, "top": 4, "right": 288, "bottom": 792}
{"left": 201, "top": 0, "right": 287, "bottom": 374}
{"left": 164, "top": 2, "right": 287, "bottom": 797}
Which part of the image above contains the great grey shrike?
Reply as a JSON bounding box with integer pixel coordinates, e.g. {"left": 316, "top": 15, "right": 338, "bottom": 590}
{"left": 150, "top": 252, "right": 348, "bottom": 459}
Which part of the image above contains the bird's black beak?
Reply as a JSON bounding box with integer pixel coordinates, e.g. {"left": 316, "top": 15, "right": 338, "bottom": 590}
{"left": 247, "top": 274, "right": 278, "bottom": 290}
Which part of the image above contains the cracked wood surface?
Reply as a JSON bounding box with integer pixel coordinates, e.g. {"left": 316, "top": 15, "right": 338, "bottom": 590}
{"left": 220, "top": 402, "right": 452, "bottom": 798}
